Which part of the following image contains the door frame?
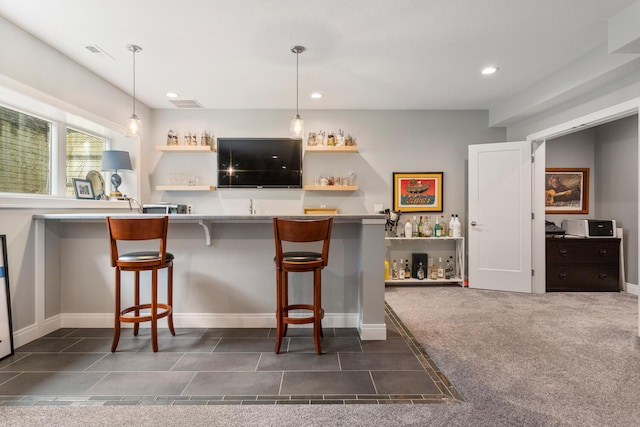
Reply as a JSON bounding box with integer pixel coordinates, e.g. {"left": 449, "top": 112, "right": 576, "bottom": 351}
{"left": 526, "top": 98, "right": 640, "bottom": 294}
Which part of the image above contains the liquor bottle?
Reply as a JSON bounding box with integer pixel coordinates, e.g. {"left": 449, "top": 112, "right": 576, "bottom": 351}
{"left": 412, "top": 216, "right": 419, "bottom": 237}
{"left": 449, "top": 255, "right": 456, "bottom": 277}
{"left": 391, "top": 260, "right": 398, "bottom": 280}
{"left": 448, "top": 214, "right": 455, "bottom": 237}
{"left": 434, "top": 217, "right": 441, "bottom": 237}
{"left": 418, "top": 216, "right": 424, "bottom": 237}
{"left": 437, "top": 257, "right": 444, "bottom": 278}
{"left": 398, "top": 258, "right": 405, "bottom": 280}
{"left": 453, "top": 214, "right": 462, "bottom": 237}
{"left": 439, "top": 215, "right": 447, "bottom": 237}
{"left": 404, "top": 259, "right": 411, "bottom": 279}
{"left": 445, "top": 258, "right": 451, "bottom": 279}
{"left": 404, "top": 219, "right": 412, "bottom": 238}
{"left": 384, "top": 258, "right": 390, "bottom": 280}
{"left": 430, "top": 258, "right": 438, "bottom": 279}
{"left": 417, "top": 262, "right": 425, "bottom": 280}
{"left": 425, "top": 216, "right": 433, "bottom": 237}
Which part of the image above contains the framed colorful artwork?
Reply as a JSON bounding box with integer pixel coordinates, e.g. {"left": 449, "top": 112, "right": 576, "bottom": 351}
{"left": 392, "top": 172, "right": 443, "bottom": 212}
{"left": 545, "top": 168, "right": 589, "bottom": 214}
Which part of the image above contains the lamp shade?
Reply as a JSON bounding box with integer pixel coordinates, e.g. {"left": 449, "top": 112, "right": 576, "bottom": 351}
{"left": 101, "top": 150, "right": 132, "bottom": 172}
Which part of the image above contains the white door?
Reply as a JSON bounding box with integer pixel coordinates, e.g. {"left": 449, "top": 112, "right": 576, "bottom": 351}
{"left": 468, "top": 141, "right": 532, "bottom": 293}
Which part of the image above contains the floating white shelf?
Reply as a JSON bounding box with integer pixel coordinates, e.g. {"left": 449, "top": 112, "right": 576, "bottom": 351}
{"left": 303, "top": 185, "right": 358, "bottom": 191}
{"left": 304, "top": 145, "right": 358, "bottom": 153}
{"left": 156, "top": 145, "right": 216, "bottom": 152}
{"left": 156, "top": 185, "right": 216, "bottom": 191}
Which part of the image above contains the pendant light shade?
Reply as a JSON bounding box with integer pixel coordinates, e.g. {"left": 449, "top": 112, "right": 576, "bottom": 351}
{"left": 290, "top": 45, "right": 305, "bottom": 139}
{"left": 125, "top": 44, "right": 142, "bottom": 138}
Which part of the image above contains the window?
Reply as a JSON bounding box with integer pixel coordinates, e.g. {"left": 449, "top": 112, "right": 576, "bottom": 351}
{"left": 66, "top": 128, "right": 106, "bottom": 196}
{"left": 0, "top": 104, "right": 108, "bottom": 197}
{"left": 0, "top": 105, "right": 51, "bottom": 194}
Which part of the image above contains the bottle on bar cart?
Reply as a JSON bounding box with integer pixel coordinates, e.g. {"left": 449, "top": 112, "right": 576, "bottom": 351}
{"left": 398, "top": 258, "right": 405, "bottom": 280}
{"left": 404, "top": 259, "right": 411, "bottom": 279}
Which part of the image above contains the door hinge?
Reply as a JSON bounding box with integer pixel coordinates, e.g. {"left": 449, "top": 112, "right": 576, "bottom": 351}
{"left": 531, "top": 154, "right": 535, "bottom": 163}
{"left": 531, "top": 212, "right": 534, "bottom": 220}
{"left": 532, "top": 269, "right": 535, "bottom": 277}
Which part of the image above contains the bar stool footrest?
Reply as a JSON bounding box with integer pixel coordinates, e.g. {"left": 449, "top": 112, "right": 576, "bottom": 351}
{"left": 282, "top": 304, "right": 325, "bottom": 325}
{"left": 119, "top": 303, "right": 172, "bottom": 323}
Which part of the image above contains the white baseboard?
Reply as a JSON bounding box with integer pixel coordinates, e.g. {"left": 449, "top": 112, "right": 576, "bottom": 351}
{"left": 625, "top": 282, "right": 638, "bottom": 295}
{"left": 358, "top": 322, "right": 387, "bottom": 340}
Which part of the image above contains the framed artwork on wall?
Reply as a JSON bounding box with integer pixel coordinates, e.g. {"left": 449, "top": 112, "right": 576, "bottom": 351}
{"left": 545, "top": 168, "right": 589, "bottom": 214}
{"left": 0, "top": 235, "right": 14, "bottom": 360}
{"left": 392, "top": 172, "right": 444, "bottom": 212}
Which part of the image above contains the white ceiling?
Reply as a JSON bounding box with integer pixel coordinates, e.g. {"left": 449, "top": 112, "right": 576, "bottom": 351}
{"left": 0, "top": 0, "right": 637, "bottom": 117}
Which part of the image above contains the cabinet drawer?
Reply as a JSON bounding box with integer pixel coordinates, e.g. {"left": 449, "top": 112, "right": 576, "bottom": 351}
{"left": 546, "top": 264, "right": 619, "bottom": 292}
{"left": 546, "top": 240, "right": 619, "bottom": 264}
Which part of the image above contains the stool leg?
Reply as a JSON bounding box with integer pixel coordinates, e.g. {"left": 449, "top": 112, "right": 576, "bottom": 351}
{"left": 167, "top": 264, "right": 175, "bottom": 336}
{"left": 111, "top": 268, "right": 121, "bottom": 352}
{"left": 151, "top": 267, "right": 159, "bottom": 352}
{"left": 274, "top": 267, "right": 284, "bottom": 354}
{"left": 313, "top": 268, "right": 322, "bottom": 355}
{"left": 282, "top": 270, "right": 289, "bottom": 338}
{"left": 133, "top": 271, "right": 140, "bottom": 337}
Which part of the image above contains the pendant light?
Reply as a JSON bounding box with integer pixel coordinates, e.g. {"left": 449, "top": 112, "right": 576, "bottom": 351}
{"left": 289, "top": 45, "right": 305, "bottom": 139}
{"left": 125, "top": 44, "right": 142, "bottom": 137}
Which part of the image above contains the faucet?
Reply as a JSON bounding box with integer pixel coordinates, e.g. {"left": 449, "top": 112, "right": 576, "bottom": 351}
{"left": 249, "top": 198, "right": 254, "bottom": 215}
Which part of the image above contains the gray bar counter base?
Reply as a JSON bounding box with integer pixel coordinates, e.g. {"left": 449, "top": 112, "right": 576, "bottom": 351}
{"left": 30, "top": 213, "right": 387, "bottom": 348}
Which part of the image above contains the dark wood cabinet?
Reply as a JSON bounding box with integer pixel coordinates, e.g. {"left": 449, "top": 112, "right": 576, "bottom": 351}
{"left": 546, "top": 237, "right": 620, "bottom": 292}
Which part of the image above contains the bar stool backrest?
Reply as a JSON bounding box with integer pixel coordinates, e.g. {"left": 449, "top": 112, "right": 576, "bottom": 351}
{"left": 106, "top": 216, "right": 169, "bottom": 268}
{"left": 273, "top": 218, "right": 333, "bottom": 268}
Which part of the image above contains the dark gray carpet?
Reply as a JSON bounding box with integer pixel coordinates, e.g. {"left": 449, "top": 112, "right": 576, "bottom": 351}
{"left": 1, "top": 288, "right": 638, "bottom": 426}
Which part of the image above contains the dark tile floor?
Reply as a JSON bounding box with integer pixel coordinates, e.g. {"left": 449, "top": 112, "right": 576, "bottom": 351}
{"left": 0, "top": 304, "right": 461, "bottom": 406}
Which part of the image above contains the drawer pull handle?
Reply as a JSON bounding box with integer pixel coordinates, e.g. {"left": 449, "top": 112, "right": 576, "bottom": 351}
{"left": 558, "top": 249, "right": 568, "bottom": 256}
{"left": 599, "top": 250, "right": 608, "bottom": 257}
{"left": 599, "top": 273, "right": 607, "bottom": 279}
{"left": 558, "top": 273, "right": 567, "bottom": 280}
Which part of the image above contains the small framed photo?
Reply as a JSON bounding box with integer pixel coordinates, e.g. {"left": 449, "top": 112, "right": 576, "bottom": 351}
{"left": 392, "top": 172, "right": 443, "bottom": 212}
{"left": 545, "top": 168, "right": 589, "bottom": 214}
{"left": 72, "top": 178, "right": 95, "bottom": 200}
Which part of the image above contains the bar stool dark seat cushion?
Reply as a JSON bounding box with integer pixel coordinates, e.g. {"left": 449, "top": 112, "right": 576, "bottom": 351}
{"left": 281, "top": 251, "right": 322, "bottom": 263}
{"left": 119, "top": 252, "right": 175, "bottom": 262}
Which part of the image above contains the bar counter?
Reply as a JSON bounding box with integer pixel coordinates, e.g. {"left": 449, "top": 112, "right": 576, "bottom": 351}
{"left": 32, "top": 213, "right": 387, "bottom": 342}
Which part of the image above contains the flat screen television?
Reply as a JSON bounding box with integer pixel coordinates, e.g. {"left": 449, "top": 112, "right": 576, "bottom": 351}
{"left": 217, "top": 138, "right": 303, "bottom": 188}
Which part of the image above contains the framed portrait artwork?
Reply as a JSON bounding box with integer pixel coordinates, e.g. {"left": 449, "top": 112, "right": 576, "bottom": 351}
{"left": 0, "top": 235, "right": 14, "bottom": 360}
{"left": 545, "top": 168, "right": 589, "bottom": 214}
{"left": 72, "top": 178, "right": 95, "bottom": 200}
{"left": 392, "top": 172, "right": 443, "bottom": 212}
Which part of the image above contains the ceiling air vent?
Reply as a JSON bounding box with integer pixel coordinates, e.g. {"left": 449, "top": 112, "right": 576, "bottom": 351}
{"left": 83, "top": 44, "right": 114, "bottom": 60}
{"left": 169, "top": 99, "right": 204, "bottom": 109}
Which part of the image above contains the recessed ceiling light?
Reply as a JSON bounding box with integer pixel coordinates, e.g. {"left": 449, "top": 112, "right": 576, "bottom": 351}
{"left": 311, "top": 92, "right": 323, "bottom": 99}
{"left": 481, "top": 66, "right": 498, "bottom": 75}
{"left": 166, "top": 92, "right": 179, "bottom": 98}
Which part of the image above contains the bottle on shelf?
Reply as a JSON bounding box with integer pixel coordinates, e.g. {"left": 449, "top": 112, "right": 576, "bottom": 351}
{"left": 417, "top": 262, "right": 425, "bottom": 280}
{"left": 384, "top": 258, "right": 390, "bottom": 280}
{"left": 391, "top": 260, "right": 399, "bottom": 280}
{"left": 418, "top": 216, "right": 424, "bottom": 237}
{"left": 448, "top": 214, "right": 455, "bottom": 237}
{"left": 430, "top": 258, "right": 438, "bottom": 279}
{"left": 439, "top": 215, "right": 447, "bottom": 237}
{"left": 449, "top": 255, "right": 456, "bottom": 277}
{"left": 453, "top": 214, "right": 462, "bottom": 237}
{"left": 404, "top": 259, "right": 411, "bottom": 279}
{"left": 412, "top": 216, "right": 419, "bottom": 237}
{"left": 425, "top": 216, "right": 433, "bottom": 237}
{"left": 434, "top": 216, "right": 442, "bottom": 237}
{"left": 445, "top": 258, "right": 451, "bottom": 279}
{"left": 404, "top": 219, "right": 413, "bottom": 238}
{"left": 399, "top": 258, "right": 405, "bottom": 280}
{"left": 437, "top": 257, "right": 444, "bottom": 278}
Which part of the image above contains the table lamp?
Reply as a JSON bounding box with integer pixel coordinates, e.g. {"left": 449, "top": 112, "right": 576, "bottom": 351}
{"left": 101, "top": 150, "right": 132, "bottom": 198}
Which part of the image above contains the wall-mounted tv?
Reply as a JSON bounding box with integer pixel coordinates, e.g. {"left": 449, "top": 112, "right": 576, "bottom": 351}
{"left": 217, "top": 138, "right": 303, "bottom": 188}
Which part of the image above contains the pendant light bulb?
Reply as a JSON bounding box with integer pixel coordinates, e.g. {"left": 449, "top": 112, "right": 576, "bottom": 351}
{"left": 125, "top": 44, "right": 142, "bottom": 138}
{"left": 290, "top": 45, "right": 305, "bottom": 139}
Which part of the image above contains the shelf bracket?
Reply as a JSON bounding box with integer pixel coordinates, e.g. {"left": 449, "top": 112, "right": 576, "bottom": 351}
{"left": 198, "top": 220, "right": 212, "bottom": 246}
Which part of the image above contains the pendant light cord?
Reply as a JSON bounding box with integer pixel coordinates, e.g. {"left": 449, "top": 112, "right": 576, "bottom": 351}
{"left": 295, "top": 50, "right": 299, "bottom": 116}
{"left": 131, "top": 47, "right": 136, "bottom": 116}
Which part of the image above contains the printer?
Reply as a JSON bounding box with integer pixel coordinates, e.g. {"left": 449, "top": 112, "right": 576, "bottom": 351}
{"left": 562, "top": 219, "right": 616, "bottom": 238}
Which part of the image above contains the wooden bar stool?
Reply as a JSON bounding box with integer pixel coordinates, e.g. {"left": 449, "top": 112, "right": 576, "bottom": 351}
{"left": 106, "top": 216, "right": 175, "bottom": 352}
{"left": 273, "top": 217, "right": 333, "bottom": 354}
